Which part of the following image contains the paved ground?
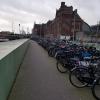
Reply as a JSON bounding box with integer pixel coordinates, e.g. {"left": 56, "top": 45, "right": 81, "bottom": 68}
{"left": 8, "top": 41, "right": 95, "bottom": 100}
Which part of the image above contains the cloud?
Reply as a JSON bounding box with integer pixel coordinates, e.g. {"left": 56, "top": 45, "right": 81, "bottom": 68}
{"left": 0, "top": 0, "right": 99, "bottom": 33}
{"left": 69, "top": 0, "right": 100, "bottom": 25}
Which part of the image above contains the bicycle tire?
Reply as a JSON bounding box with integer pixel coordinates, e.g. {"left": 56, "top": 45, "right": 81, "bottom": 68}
{"left": 48, "top": 50, "right": 53, "bottom": 57}
{"left": 92, "top": 78, "right": 100, "bottom": 100}
{"left": 56, "top": 60, "right": 68, "bottom": 73}
{"left": 69, "top": 67, "right": 88, "bottom": 88}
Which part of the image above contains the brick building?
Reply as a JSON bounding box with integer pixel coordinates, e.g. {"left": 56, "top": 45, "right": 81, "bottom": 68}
{"left": 32, "top": 2, "right": 90, "bottom": 39}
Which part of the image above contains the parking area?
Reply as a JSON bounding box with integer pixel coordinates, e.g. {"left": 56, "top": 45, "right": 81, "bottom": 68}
{"left": 8, "top": 40, "right": 95, "bottom": 100}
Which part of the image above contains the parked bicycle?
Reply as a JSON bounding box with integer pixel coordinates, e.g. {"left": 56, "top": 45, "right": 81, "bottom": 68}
{"left": 69, "top": 57, "right": 100, "bottom": 87}
{"left": 92, "top": 77, "right": 100, "bottom": 100}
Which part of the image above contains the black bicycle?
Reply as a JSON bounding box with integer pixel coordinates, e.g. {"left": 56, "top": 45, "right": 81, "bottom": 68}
{"left": 69, "top": 57, "right": 100, "bottom": 88}
{"left": 56, "top": 55, "right": 68, "bottom": 73}
{"left": 92, "top": 76, "right": 100, "bottom": 100}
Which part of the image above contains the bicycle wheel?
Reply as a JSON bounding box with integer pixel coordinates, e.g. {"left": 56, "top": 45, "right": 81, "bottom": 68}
{"left": 48, "top": 50, "right": 53, "bottom": 57}
{"left": 56, "top": 60, "right": 67, "bottom": 73}
{"left": 69, "top": 67, "right": 88, "bottom": 88}
{"left": 92, "top": 78, "right": 100, "bottom": 100}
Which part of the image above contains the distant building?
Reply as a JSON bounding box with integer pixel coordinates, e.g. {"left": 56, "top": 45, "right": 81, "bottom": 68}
{"left": 91, "top": 24, "right": 100, "bottom": 35}
{"left": 0, "top": 31, "right": 11, "bottom": 39}
{"left": 76, "top": 24, "right": 100, "bottom": 42}
{"left": 32, "top": 2, "right": 91, "bottom": 39}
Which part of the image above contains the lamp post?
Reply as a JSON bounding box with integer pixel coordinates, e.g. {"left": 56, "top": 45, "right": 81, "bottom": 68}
{"left": 73, "top": 14, "right": 75, "bottom": 41}
{"left": 40, "top": 24, "right": 42, "bottom": 38}
{"left": 19, "top": 24, "right": 20, "bottom": 34}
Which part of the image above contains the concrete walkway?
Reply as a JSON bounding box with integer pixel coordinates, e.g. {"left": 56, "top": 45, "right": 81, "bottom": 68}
{"left": 8, "top": 41, "right": 95, "bottom": 100}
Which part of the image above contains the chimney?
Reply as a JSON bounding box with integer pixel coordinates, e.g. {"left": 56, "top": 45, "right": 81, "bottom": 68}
{"left": 74, "top": 9, "right": 77, "bottom": 13}
{"left": 61, "top": 2, "right": 65, "bottom": 7}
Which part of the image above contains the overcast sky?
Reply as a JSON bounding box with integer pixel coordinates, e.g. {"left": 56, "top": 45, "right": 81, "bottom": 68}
{"left": 0, "top": 0, "right": 100, "bottom": 33}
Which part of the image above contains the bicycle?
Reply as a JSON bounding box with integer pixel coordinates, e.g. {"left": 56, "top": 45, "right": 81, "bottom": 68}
{"left": 69, "top": 57, "right": 100, "bottom": 88}
{"left": 56, "top": 50, "right": 77, "bottom": 73}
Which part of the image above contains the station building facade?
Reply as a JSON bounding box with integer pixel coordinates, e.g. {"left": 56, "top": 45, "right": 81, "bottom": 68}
{"left": 32, "top": 2, "right": 91, "bottom": 39}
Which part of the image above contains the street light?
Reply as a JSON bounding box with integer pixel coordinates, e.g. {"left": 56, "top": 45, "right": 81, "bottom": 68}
{"left": 40, "top": 25, "right": 41, "bottom": 38}
{"left": 73, "top": 14, "right": 75, "bottom": 41}
{"left": 19, "top": 24, "right": 20, "bottom": 34}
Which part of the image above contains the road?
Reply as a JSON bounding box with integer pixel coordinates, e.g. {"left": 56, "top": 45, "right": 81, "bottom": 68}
{"left": 8, "top": 40, "right": 95, "bottom": 100}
